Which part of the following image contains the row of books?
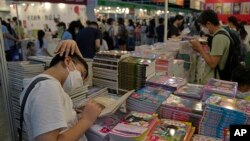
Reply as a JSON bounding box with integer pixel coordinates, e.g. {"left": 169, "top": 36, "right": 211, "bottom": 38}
{"left": 200, "top": 94, "right": 250, "bottom": 138}
{"left": 118, "top": 56, "right": 155, "bottom": 91}
{"left": 92, "top": 51, "right": 130, "bottom": 94}
{"left": 7, "top": 61, "right": 46, "bottom": 141}
{"left": 86, "top": 111, "right": 197, "bottom": 141}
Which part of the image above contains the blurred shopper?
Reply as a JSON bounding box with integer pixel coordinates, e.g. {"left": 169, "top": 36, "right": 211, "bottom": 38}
{"left": 1, "top": 18, "right": 19, "bottom": 61}
{"left": 168, "top": 15, "right": 184, "bottom": 38}
{"left": 190, "top": 10, "right": 232, "bottom": 83}
{"left": 13, "top": 17, "right": 25, "bottom": 39}
{"left": 61, "top": 21, "right": 80, "bottom": 41}
{"left": 141, "top": 19, "right": 147, "bottom": 45}
{"left": 156, "top": 18, "right": 165, "bottom": 42}
{"left": 146, "top": 19, "right": 155, "bottom": 45}
{"left": 228, "top": 16, "right": 240, "bottom": 31}
{"left": 232, "top": 64, "right": 250, "bottom": 100}
{"left": 26, "top": 41, "right": 36, "bottom": 57}
{"left": 117, "top": 18, "right": 128, "bottom": 50}
{"left": 44, "top": 24, "right": 51, "bottom": 32}
{"left": 103, "top": 18, "right": 115, "bottom": 50}
{"left": 34, "top": 30, "right": 50, "bottom": 56}
{"left": 76, "top": 21, "right": 101, "bottom": 58}
{"left": 239, "top": 22, "right": 250, "bottom": 61}
{"left": 135, "top": 22, "right": 141, "bottom": 45}
{"left": 126, "top": 19, "right": 136, "bottom": 51}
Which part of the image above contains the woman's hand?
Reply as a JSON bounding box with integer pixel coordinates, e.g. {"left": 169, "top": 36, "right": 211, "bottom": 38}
{"left": 54, "top": 40, "right": 83, "bottom": 57}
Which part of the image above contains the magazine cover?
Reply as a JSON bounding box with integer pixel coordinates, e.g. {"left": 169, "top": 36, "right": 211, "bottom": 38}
{"left": 205, "top": 3, "right": 214, "bottom": 10}
{"left": 241, "top": 2, "right": 250, "bottom": 14}
{"left": 214, "top": 3, "right": 223, "bottom": 14}
{"left": 148, "top": 119, "right": 191, "bottom": 141}
{"left": 223, "top": 3, "right": 232, "bottom": 14}
{"left": 233, "top": 3, "right": 241, "bottom": 14}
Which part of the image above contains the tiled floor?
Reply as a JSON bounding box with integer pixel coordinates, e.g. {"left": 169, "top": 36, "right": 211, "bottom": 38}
{"left": 0, "top": 85, "right": 11, "bottom": 141}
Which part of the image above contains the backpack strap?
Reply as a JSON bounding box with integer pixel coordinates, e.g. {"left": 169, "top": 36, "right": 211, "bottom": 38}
{"left": 18, "top": 77, "right": 49, "bottom": 141}
{"left": 213, "top": 30, "right": 232, "bottom": 79}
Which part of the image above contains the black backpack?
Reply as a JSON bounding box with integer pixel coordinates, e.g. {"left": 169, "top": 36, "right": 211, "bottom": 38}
{"left": 103, "top": 27, "right": 114, "bottom": 50}
{"left": 212, "top": 28, "right": 241, "bottom": 81}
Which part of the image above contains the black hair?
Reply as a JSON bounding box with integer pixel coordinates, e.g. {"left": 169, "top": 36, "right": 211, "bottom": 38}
{"left": 57, "top": 22, "right": 66, "bottom": 30}
{"left": 239, "top": 22, "right": 248, "bottom": 40}
{"left": 12, "top": 17, "right": 17, "bottom": 22}
{"left": 50, "top": 53, "right": 89, "bottom": 79}
{"left": 37, "top": 30, "right": 45, "bottom": 48}
{"left": 198, "top": 10, "right": 220, "bottom": 26}
{"left": 27, "top": 41, "right": 35, "bottom": 49}
{"left": 149, "top": 19, "right": 155, "bottom": 27}
{"left": 67, "top": 21, "right": 79, "bottom": 40}
{"left": 107, "top": 18, "right": 114, "bottom": 25}
{"left": 228, "top": 16, "right": 240, "bottom": 30}
{"left": 90, "top": 21, "right": 99, "bottom": 27}
{"left": 76, "top": 20, "right": 84, "bottom": 30}
{"left": 118, "top": 18, "right": 125, "bottom": 25}
{"left": 174, "top": 15, "right": 184, "bottom": 22}
{"left": 232, "top": 64, "right": 250, "bottom": 86}
{"left": 128, "top": 19, "right": 135, "bottom": 28}
{"left": 86, "top": 20, "right": 91, "bottom": 26}
{"left": 159, "top": 18, "right": 164, "bottom": 24}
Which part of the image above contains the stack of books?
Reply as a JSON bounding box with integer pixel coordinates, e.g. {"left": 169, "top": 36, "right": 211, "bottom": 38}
{"left": 159, "top": 95, "right": 203, "bottom": 132}
{"left": 127, "top": 86, "right": 171, "bottom": 113}
{"left": 7, "top": 61, "right": 45, "bottom": 140}
{"left": 109, "top": 111, "right": 159, "bottom": 141}
{"left": 203, "top": 78, "right": 237, "bottom": 101}
{"left": 86, "top": 111, "right": 127, "bottom": 141}
{"left": 200, "top": 94, "right": 249, "bottom": 138}
{"left": 92, "top": 51, "right": 130, "bottom": 94}
{"left": 118, "top": 56, "right": 155, "bottom": 92}
{"left": 28, "top": 56, "right": 52, "bottom": 68}
{"left": 174, "top": 84, "right": 204, "bottom": 100}
{"left": 148, "top": 119, "right": 195, "bottom": 141}
{"left": 146, "top": 75, "right": 187, "bottom": 92}
{"left": 192, "top": 134, "right": 221, "bottom": 141}
{"left": 69, "top": 85, "right": 88, "bottom": 107}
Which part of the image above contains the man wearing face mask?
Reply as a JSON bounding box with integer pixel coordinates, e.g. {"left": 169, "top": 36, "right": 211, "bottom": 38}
{"left": 190, "top": 10, "right": 230, "bottom": 84}
{"left": 20, "top": 51, "right": 104, "bottom": 141}
{"left": 168, "top": 15, "right": 184, "bottom": 39}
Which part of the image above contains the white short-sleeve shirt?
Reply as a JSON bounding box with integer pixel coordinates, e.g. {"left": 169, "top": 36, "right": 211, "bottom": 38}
{"left": 20, "top": 74, "right": 87, "bottom": 141}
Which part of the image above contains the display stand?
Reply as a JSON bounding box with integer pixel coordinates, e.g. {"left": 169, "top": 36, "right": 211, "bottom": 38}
{"left": 164, "top": 0, "right": 168, "bottom": 42}
{"left": 0, "top": 24, "right": 16, "bottom": 140}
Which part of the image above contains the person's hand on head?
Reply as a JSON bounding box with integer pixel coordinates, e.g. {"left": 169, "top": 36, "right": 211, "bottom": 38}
{"left": 54, "top": 40, "right": 83, "bottom": 57}
{"left": 190, "top": 39, "right": 203, "bottom": 52}
{"left": 81, "top": 100, "right": 104, "bottom": 124}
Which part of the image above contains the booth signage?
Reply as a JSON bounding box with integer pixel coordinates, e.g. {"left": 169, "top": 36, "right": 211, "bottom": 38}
{"left": 12, "top": 0, "right": 87, "bottom": 5}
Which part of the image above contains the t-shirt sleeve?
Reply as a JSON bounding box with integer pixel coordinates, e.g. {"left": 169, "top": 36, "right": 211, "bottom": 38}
{"left": 95, "top": 30, "right": 102, "bottom": 40}
{"left": 2, "top": 26, "right": 8, "bottom": 33}
{"left": 61, "top": 32, "right": 72, "bottom": 40}
{"left": 210, "top": 34, "right": 230, "bottom": 56}
{"left": 28, "top": 80, "right": 67, "bottom": 139}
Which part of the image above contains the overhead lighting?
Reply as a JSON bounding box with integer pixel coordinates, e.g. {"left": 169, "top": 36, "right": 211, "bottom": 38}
{"left": 31, "top": 3, "right": 35, "bottom": 6}
{"left": 10, "top": 4, "right": 14, "bottom": 8}
{"left": 22, "top": 3, "right": 26, "bottom": 6}
{"left": 139, "top": 9, "right": 143, "bottom": 12}
{"left": 44, "top": 2, "right": 51, "bottom": 9}
{"left": 58, "top": 3, "right": 66, "bottom": 9}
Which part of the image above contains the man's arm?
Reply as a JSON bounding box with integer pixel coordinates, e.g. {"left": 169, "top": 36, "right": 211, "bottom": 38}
{"left": 95, "top": 39, "right": 101, "bottom": 50}
{"left": 3, "top": 33, "right": 19, "bottom": 42}
{"left": 190, "top": 39, "right": 221, "bottom": 69}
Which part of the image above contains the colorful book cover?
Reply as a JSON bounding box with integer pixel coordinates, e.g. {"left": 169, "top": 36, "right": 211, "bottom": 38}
{"left": 174, "top": 83, "right": 203, "bottom": 99}
{"left": 205, "top": 3, "right": 214, "bottom": 10}
{"left": 162, "top": 94, "right": 203, "bottom": 114}
{"left": 110, "top": 111, "right": 158, "bottom": 139}
{"left": 214, "top": 3, "right": 223, "bottom": 14}
{"left": 204, "top": 78, "right": 237, "bottom": 97}
{"left": 192, "top": 134, "right": 221, "bottom": 141}
{"left": 233, "top": 3, "right": 241, "bottom": 14}
{"left": 223, "top": 3, "right": 232, "bottom": 14}
{"left": 148, "top": 119, "right": 192, "bottom": 141}
{"left": 241, "top": 2, "right": 250, "bottom": 15}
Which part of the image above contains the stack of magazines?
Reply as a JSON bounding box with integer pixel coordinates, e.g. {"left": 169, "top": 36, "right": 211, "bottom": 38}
{"left": 127, "top": 86, "right": 171, "bottom": 113}
{"left": 159, "top": 94, "right": 203, "bottom": 132}
{"left": 200, "top": 94, "right": 250, "bottom": 138}
{"left": 7, "top": 61, "right": 45, "bottom": 140}
{"left": 118, "top": 56, "right": 155, "bottom": 91}
{"left": 146, "top": 75, "right": 187, "bottom": 92}
{"left": 203, "top": 78, "right": 237, "bottom": 101}
{"left": 69, "top": 85, "right": 88, "bottom": 106}
{"left": 174, "top": 83, "right": 204, "bottom": 100}
{"left": 92, "top": 51, "right": 130, "bottom": 94}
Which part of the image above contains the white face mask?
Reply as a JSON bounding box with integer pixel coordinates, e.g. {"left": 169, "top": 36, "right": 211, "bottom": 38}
{"left": 201, "top": 26, "right": 210, "bottom": 35}
{"left": 63, "top": 63, "right": 83, "bottom": 93}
